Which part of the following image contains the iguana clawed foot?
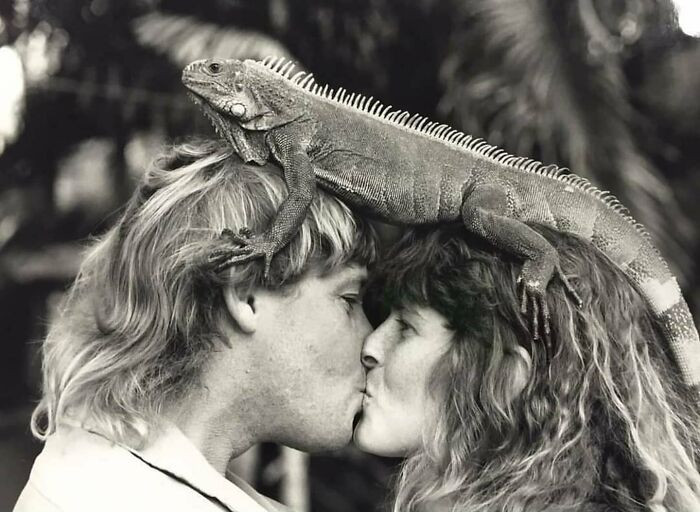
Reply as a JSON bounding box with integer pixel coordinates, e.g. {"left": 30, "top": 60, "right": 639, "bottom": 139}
{"left": 518, "top": 274, "right": 552, "bottom": 349}
{"left": 517, "top": 260, "right": 582, "bottom": 350}
{"left": 208, "top": 227, "right": 278, "bottom": 276}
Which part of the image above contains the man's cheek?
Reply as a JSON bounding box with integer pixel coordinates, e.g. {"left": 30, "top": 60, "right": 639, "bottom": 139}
{"left": 338, "top": 341, "right": 363, "bottom": 377}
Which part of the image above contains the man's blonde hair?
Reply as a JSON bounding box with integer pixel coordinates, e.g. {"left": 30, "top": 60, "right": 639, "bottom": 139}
{"left": 31, "top": 138, "right": 377, "bottom": 447}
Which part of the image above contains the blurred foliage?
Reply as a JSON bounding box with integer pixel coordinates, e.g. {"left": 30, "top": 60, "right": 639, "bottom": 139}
{"left": 1, "top": 0, "right": 699, "bottom": 510}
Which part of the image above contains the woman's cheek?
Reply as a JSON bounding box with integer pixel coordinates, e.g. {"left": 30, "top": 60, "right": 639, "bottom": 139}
{"left": 384, "top": 343, "right": 428, "bottom": 409}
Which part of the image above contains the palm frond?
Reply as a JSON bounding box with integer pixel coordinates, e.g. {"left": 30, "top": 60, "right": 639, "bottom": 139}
{"left": 131, "top": 12, "right": 296, "bottom": 68}
{"left": 438, "top": 0, "right": 692, "bottom": 280}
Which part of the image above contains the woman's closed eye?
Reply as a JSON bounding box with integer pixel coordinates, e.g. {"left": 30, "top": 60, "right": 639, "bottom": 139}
{"left": 395, "top": 316, "right": 417, "bottom": 339}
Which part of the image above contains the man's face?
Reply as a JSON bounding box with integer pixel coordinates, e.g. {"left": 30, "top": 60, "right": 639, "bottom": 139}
{"left": 250, "top": 264, "right": 370, "bottom": 451}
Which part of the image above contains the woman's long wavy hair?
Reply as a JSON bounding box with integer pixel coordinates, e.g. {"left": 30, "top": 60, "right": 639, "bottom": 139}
{"left": 31, "top": 138, "right": 377, "bottom": 448}
{"left": 373, "top": 224, "right": 700, "bottom": 512}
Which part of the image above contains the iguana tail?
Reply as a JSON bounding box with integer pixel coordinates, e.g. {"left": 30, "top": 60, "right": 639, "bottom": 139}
{"left": 636, "top": 263, "right": 700, "bottom": 391}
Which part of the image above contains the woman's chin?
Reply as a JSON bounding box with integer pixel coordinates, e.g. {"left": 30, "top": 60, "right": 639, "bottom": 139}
{"left": 352, "top": 420, "right": 375, "bottom": 453}
{"left": 352, "top": 418, "right": 412, "bottom": 457}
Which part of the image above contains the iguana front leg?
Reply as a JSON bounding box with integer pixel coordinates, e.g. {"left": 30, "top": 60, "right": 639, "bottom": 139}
{"left": 461, "top": 184, "right": 582, "bottom": 346}
{"left": 208, "top": 126, "right": 316, "bottom": 276}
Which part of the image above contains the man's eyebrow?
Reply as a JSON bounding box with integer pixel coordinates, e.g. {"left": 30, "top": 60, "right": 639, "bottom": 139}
{"left": 333, "top": 269, "right": 368, "bottom": 291}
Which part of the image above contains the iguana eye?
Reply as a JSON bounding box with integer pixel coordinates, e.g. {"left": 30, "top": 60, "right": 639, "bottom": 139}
{"left": 207, "top": 62, "right": 223, "bottom": 74}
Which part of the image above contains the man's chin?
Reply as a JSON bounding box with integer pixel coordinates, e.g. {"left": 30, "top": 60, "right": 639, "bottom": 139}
{"left": 289, "top": 399, "right": 364, "bottom": 452}
{"left": 286, "top": 424, "right": 354, "bottom": 453}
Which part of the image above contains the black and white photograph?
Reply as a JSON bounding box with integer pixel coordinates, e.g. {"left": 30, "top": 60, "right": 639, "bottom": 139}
{"left": 1, "top": 1, "right": 700, "bottom": 511}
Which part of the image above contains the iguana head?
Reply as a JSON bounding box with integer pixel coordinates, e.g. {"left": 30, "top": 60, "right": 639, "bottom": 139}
{"left": 182, "top": 58, "right": 303, "bottom": 163}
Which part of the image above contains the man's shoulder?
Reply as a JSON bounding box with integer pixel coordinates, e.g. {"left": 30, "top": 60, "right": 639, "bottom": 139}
{"left": 14, "top": 425, "right": 222, "bottom": 512}
{"left": 226, "top": 471, "right": 293, "bottom": 512}
{"left": 14, "top": 480, "right": 62, "bottom": 512}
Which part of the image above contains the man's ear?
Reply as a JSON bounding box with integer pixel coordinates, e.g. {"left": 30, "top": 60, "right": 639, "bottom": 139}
{"left": 223, "top": 286, "right": 257, "bottom": 334}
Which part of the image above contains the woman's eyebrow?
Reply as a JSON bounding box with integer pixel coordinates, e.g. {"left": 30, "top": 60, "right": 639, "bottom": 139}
{"left": 395, "top": 303, "right": 420, "bottom": 319}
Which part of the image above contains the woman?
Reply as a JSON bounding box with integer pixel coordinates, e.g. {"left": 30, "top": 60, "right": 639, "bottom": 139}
{"left": 355, "top": 223, "right": 700, "bottom": 512}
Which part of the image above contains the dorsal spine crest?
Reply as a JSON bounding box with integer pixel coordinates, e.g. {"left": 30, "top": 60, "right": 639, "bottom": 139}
{"left": 255, "top": 56, "right": 654, "bottom": 244}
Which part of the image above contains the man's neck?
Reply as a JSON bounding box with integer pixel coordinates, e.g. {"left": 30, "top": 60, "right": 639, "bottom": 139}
{"left": 163, "top": 324, "right": 273, "bottom": 475}
{"left": 164, "top": 395, "right": 258, "bottom": 475}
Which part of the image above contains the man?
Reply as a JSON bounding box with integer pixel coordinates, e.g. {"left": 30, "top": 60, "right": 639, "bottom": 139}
{"left": 14, "top": 138, "right": 378, "bottom": 511}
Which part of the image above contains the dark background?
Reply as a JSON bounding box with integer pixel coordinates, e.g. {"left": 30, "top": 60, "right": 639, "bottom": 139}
{"left": 1, "top": 0, "right": 699, "bottom": 510}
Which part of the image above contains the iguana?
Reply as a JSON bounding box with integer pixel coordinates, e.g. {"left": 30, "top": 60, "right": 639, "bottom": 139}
{"left": 181, "top": 57, "right": 700, "bottom": 391}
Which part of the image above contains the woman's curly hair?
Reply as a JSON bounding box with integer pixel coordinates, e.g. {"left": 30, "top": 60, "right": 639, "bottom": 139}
{"left": 370, "top": 223, "right": 700, "bottom": 512}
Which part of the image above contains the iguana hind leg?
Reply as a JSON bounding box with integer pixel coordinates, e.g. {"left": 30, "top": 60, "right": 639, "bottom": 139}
{"left": 461, "top": 184, "right": 581, "bottom": 346}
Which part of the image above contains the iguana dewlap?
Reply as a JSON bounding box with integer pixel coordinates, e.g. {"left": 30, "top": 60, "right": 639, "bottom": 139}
{"left": 182, "top": 57, "right": 700, "bottom": 391}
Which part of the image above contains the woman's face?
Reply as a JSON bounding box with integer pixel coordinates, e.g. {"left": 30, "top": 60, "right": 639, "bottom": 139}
{"left": 354, "top": 305, "right": 453, "bottom": 457}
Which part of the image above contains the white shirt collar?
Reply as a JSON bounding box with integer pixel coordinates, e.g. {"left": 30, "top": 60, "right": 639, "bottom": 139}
{"left": 66, "top": 419, "right": 280, "bottom": 512}
{"left": 136, "top": 422, "right": 275, "bottom": 512}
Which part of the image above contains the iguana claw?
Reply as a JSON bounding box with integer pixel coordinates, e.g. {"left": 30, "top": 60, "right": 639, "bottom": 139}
{"left": 518, "top": 276, "right": 552, "bottom": 349}
{"left": 517, "top": 263, "right": 581, "bottom": 351}
{"left": 556, "top": 265, "right": 583, "bottom": 308}
{"left": 208, "top": 227, "right": 277, "bottom": 276}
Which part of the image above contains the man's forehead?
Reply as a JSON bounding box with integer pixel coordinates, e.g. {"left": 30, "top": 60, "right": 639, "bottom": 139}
{"left": 272, "top": 264, "right": 367, "bottom": 300}
{"left": 300, "top": 263, "right": 367, "bottom": 290}
{"left": 272, "top": 265, "right": 364, "bottom": 304}
{"left": 328, "top": 264, "right": 368, "bottom": 286}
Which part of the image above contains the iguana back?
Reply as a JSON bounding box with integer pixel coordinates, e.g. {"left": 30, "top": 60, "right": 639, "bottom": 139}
{"left": 182, "top": 57, "right": 700, "bottom": 394}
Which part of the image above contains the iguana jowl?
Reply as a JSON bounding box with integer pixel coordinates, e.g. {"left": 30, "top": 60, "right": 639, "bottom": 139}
{"left": 182, "top": 57, "right": 700, "bottom": 391}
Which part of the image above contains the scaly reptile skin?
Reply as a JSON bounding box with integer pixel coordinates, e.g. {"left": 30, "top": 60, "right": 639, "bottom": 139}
{"left": 182, "top": 57, "right": 700, "bottom": 392}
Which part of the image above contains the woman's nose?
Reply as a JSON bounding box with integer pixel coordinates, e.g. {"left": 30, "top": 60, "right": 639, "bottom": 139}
{"left": 361, "top": 316, "right": 393, "bottom": 369}
{"left": 361, "top": 352, "right": 378, "bottom": 369}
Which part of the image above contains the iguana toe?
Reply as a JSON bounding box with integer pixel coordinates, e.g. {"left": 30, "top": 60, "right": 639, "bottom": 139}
{"left": 207, "top": 227, "right": 280, "bottom": 273}
{"left": 518, "top": 278, "right": 553, "bottom": 346}
{"left": 212, "top": 233, "right": 279, "bottom": 275}
{"left": 220, "top": 227, "right": 254, "bottom": 246}
{"left": 208, "top": 247, "right": 251, "bottom": 272}
{"left": 556, "top": 265, "right": 582, "bottom": 307}
{"left": 238, "top": 226, "right": 254, "bottom": 238}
